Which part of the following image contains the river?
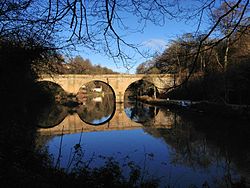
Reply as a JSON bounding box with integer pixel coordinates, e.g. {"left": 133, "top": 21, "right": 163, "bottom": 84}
{"left": 35, "top": 94, "right": 250, "bottom": 187}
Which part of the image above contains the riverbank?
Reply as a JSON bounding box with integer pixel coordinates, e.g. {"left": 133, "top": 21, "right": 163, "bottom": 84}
{"left": 138, "top": 96, "right": 250, "bottom": 119}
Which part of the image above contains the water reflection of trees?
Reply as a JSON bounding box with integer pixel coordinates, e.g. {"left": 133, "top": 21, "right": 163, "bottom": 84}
{"left": 188, "top": 116, "right": 250, "bottom": 187}
{"left": 124, "top": 102, "right": 159, "bottom": 125}
{"left": 143, "top": 109, "right": 250, "bottom": 187}
{"left": 77, "top": 94, "right": 115, "bottom": 124}
{"left": 146, "top": 124, "right": 214, "bottom": 169}
{"left": 36, "top": 103, "right": 68, "bottom": 128}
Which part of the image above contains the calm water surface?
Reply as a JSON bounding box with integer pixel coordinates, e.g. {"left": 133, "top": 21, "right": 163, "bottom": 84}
{"left": 36, "top": 96, "right": 250, "bottom": 187}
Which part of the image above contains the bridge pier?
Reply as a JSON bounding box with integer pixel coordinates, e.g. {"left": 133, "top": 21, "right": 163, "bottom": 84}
{"left": 116, "top": 92, "right": 124, "bottom": 103}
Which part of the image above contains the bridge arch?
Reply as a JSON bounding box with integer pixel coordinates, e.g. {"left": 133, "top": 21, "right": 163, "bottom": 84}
{"left": 37, "top": 80, "right": 65, "bottom": 92}
{"left": 124, "top": 79, "right": 160, "bottom": 101}
{"left": 77, "top": 80, "right": 116, "bottom": 94}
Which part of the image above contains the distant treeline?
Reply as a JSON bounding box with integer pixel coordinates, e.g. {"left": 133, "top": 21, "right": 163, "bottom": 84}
{"left": 42, "top": 55, "right": 119, "bottom": 75}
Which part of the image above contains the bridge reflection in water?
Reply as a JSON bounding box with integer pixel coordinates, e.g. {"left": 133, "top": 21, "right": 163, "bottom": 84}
{"left": 37, "top": 103, "right": 177, "bottom": 135}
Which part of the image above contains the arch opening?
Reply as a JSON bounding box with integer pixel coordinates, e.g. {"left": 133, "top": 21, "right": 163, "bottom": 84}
{"left": 124, "top": 79, "right": 159, "bottom": 102}
{"left": 36, "top": 81, "right": 67, "bottom": 103}
{"left": 76, "top": 80, "right": 116, "bottom": 125}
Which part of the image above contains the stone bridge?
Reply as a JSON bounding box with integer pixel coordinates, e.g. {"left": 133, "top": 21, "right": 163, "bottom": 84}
{"left": 39, "top": 74, "right": 178, "bottom": 102}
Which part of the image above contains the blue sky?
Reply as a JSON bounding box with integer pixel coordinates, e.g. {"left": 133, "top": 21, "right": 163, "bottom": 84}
{"left": 70, "top": 4, "right": 209, "bottom": 74}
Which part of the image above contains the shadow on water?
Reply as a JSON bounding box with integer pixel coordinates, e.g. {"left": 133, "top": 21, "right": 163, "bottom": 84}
{"left": 36, "top": 99, "right": 250, "bottom": 187}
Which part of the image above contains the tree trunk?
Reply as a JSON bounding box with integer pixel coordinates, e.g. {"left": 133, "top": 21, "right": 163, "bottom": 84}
{"left": 224, "top": 37, "right": 230, "bottom": 103}
{"left": 224, "top": 37, "right": 230, "bottom": 72}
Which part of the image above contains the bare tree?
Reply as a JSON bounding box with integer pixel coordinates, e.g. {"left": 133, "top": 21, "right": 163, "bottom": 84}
{"left": 0, "top": 0, "right": 249, "bottom": 70}
{"left": 162, "top": 0, "right": 249, "bottom": 92}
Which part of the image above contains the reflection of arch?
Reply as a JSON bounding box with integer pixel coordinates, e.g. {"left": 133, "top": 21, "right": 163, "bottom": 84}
{"left": 77, "top": 80, "right": 116, "bottom": 125}
{"left": 36, "top": 104, "right": 68, "bottom": 128}
{"left": 124, "top": 101, "right": 159, "bottom": 124}
{"left": 38, "top": 104, "right": 142, "bottom": 135}
{"left": 77, "top": 104, "right": 116, "bottom": 126}
{"left": 38, "top": 103, "right": 175, "bottom": 136}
